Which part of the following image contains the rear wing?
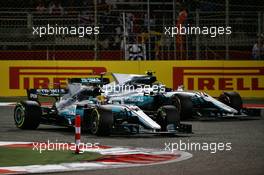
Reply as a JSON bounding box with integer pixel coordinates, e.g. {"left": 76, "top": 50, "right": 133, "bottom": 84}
{"left": 26, "top": 77, "right": 109, "bottom": 102}
{"left": 68, "top": 77, "right": 110, "bottom": 86}
{"left": 27, "top": 88, "right": 68, "bottom": 102}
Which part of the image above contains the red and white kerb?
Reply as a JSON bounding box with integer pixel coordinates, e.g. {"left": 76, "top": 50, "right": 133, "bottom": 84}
{"left": 75, "top": 115, "right": 81, "bottom": 154}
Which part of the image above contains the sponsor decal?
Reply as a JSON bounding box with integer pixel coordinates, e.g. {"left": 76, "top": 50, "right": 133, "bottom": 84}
{"left": 173, "top": 67, "right": 264, "bottom": 91}
{"left": 9, "top": 66, "right": 107, "bottom": 90}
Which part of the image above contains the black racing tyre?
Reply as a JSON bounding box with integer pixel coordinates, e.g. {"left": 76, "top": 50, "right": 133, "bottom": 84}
{"left": 170, "top": 94, "right": 181, "bottom": 113}
{"left": 173, "top": 94, "right": 193, "bottom": 120}
{"left": 14, "top": 101, "right": 41, "bottom": 129}
{"left": 157, "top": 105, "right": 180, "bottom": 131}
{"left": 219, "top": 92, "right": 243, "bottom": 112}
{"left": 90, "top": 107, "right": 113, "bottom": 136}
{"left": 81, "top": 108, "right": 90, "bottom": 133}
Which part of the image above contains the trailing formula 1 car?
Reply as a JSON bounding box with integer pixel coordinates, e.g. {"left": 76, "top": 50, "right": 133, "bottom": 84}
{"left": 14, "top": 78, "right": 192, "bottom": 136}
{"left": 101, "top": 72, "right": 247, "bottom": 120}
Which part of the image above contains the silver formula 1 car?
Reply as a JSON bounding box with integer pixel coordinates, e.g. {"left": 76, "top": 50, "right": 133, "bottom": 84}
{"left": 101, "top": 72, "right": 247, "bottom": 120}
{"left": 14, "top": 77, "right": 191, "bottom": 136}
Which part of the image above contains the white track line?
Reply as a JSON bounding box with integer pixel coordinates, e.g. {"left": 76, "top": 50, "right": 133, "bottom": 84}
{"left": 0, "top": 103, "right": 15, "bottom": 106}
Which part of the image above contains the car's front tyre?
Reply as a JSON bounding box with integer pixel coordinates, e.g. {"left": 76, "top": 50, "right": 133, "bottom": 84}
{"left": 90, "top": 107, "right": 113, "bottom": 136}
{"left": 172, "top": 94, "right": 193, "bottom": 120}
{"left": 14, "top": 101, "right": 41, "bottom": 129}
{"left": 219, "top": 92, "right": 243, "bottom": 112}
{"left": 157, "top": 105, "right": 180, "bottom": 131}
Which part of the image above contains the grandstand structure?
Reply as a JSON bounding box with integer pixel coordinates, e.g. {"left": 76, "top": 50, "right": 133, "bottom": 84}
{"left": 0, "top": 0, "right": 263, "bottom": 60}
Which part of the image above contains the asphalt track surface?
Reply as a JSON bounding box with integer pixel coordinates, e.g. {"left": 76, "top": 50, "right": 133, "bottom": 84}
{"left": 1, "top": 106, "right": 264, "bottom": 175}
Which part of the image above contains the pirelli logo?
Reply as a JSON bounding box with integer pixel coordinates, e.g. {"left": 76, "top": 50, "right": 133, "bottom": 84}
{"left": 173, "top": 67, "right": 264, "bottom": 91}
{"left": 9, "top": 66, "right": 107, "bottom": 89}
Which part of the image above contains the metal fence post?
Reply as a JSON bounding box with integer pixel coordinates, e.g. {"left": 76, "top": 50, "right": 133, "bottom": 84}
{"left": 263, "top": 12, "right": 264, "bottom": 33}
{"left": 162, "top": 15, "right": 165, "bottom": 60}
{"left": 147, "top": 0, "right": 151, "bottom": 60}
{"left": 257, "top": 12, "right": 261, "bottom": 60}
{"left": 94, "top": 0, "right": 98, "bottom": 60}
{"left": 27, "top": 13, "right": 32, "bottom": 50}
{"left": 262, "top": 12, "right": 264, "bottom": 34}
{"left": 225, "top": 0, "right": 229, "bottom": 60}
{"left": 173, "top": 0, "right": 176, "bottom": 60}
{"left": 195, "top": 9, "right": 200, "bottom": 60}
{"left": 122, "top": 12, "right": 127, "bottom": 60}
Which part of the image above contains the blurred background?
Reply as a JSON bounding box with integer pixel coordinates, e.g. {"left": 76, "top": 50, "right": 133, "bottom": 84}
{"left": 0, "top": 0, "right": 263, "bottom": 60}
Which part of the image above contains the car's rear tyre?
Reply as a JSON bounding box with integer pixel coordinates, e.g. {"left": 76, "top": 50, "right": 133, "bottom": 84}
{"left": 173, "top": 94, "right": 193, "bottom": 120}
{"left": 81, "top": 108, "right": 90, "bottom": 133}
{"left": 219, "top": 92, "right": 243, "bottom": 112}
{"left": 90, "top": 107, "right": 113, "bottom": 136}
{"left": 157, "top": 105, "right": 180, "bottom": 131}
{"left": 170, "top": 95, "right": 181, "bottom": 113}
{"left": 14, "top": 101, "right": 41, "bottom": 129}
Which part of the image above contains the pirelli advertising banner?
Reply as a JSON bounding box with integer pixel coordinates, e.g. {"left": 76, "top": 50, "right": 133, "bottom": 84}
{"left": 0, "top": 61, "right": 263, "bottom": 98}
